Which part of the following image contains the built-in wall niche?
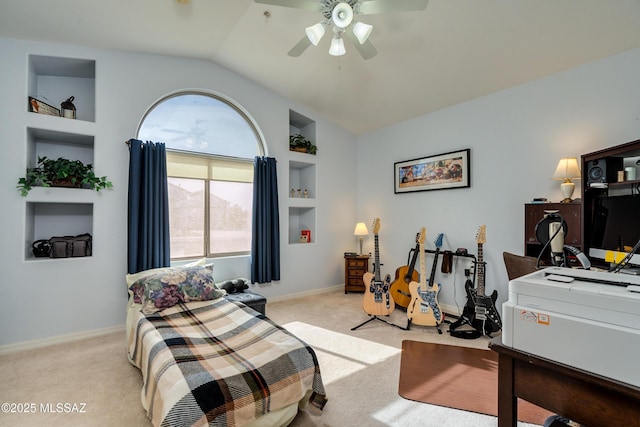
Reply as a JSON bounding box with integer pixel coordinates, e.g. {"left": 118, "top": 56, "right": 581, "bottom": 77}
{"left": 25, "top": 202, "right": 93, "bottom": 260}
{"left": 289, "top": 109, "right": 316, "bottom": 149}
{"left": 289, "top": 160, "right": 316, "bottom": 199}
{"left": 288, "top": 110, "right": 318, "bottom": 244}
{"left": 28, "top": 55, "right": 96, "bottom": 122}
{"left": 288, "top": 206, "right": 316, "bottom": 245}
{"left": 26, "top": 128, "right": 94, "bottom": 168}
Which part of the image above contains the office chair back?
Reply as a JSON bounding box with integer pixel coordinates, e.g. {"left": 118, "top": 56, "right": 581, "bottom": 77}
{"left": 503, "top": 252, "right": 539, "bottom": 281}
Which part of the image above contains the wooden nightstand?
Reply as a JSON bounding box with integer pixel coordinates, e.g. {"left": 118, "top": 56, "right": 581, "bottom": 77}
{"left": 344, "top": 255, "right": 369, "bottom": 294}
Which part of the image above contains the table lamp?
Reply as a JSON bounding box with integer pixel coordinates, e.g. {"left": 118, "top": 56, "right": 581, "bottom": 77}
{"left": 551, "top": 157, "right": 581, "bottom": 203}
{"left": 354, "top": 222, "right": 369, "bottom": 255}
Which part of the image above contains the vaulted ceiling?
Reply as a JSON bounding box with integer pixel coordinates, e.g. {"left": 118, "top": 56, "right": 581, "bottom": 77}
{"left": 2, "top": 0, "right": 640, "bottom": 135}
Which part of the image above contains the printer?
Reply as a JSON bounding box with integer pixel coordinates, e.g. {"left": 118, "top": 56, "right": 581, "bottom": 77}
{"left": 502, "top": 267, "right": 640, "bottom": 387}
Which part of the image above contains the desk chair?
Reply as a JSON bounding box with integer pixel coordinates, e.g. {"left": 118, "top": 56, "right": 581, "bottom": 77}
{"left": 503, "top": 252, "right": 539, "bottom": 280}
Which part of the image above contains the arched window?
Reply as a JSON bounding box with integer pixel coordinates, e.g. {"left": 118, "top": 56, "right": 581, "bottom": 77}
{"left": 137, "top": 91, "right": 265, "bottom": 259}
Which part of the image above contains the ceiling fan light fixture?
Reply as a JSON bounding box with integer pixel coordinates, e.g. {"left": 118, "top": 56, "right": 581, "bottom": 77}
{"left": 305, "top": 22, "right": 326, "bottom": 46}
{"left": 274, "top": 0, "right": 430, "bottom": 59}
{"left": 352, "top": 21, "right": 373, "bottom": 44}
{"left": 332, "top": 2, "right": 353, "bottom": 28}
{"left": 329, "top": 36, "right": 346, "bottom": 56}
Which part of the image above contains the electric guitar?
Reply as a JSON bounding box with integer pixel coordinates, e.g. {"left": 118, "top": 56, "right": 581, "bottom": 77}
{"left": 408, "top": 229, "right": 444, "bottom": 326}
{"left": 362, "top": 218, "right": 395, "bottom": 316}
{"left": 461, "top": 225, "right": 502, "bottom": 335}
{"left": 389, "top": 232, "right": 420, "bottom": 310}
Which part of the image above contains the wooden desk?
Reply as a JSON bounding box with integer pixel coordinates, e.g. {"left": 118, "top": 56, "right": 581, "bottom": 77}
{"left": 489, "top": 338, "right": 640, "bottom": 427}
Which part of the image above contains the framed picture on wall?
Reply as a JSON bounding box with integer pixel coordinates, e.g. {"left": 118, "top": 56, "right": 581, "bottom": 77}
{"left": 394, "top": 148, "right": 470, "bottom": 194}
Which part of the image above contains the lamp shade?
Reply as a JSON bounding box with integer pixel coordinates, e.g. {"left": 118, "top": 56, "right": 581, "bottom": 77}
{"left": 329, "top": 37, "right": 346, "bottom": 56}
{"left": 353, "top": 22, "right": 373, "bottom": 44}
{"left": 354, "top": 222, "right": 369, "bottom": 236}
{"left": 552, "top": 157, "right": 581, "bottom": 181}
{"left": 354, "top": 222, "right": 368, "bottom": 255}
{"left": 552, "top": 157, "right": 581, "bottom": 203}
{"left": 305, "top": 22, "right": 326, "bottom": 46}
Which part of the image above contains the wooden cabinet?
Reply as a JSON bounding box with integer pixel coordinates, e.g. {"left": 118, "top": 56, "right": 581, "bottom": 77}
{"left": 581, "top": 138, "right": 640, "bottom": 268}
{"left": 524, "top": 202, "right": 582, "bottom": 259}
{"left": 344, "top": 255, "right": 369, "bottom": 293}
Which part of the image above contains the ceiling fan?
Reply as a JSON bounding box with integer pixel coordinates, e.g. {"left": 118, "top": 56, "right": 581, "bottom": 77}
{"left": 255, "top": 0, "right": 429, "bottom": 60}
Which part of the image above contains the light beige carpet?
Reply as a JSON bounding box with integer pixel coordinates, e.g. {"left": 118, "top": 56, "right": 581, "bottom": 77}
{"left": 0, "top": 289, "right": 542, "bottom": 427}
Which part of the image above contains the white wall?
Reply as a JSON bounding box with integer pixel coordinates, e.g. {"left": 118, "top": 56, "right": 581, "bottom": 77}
{"left": 2, "top": 37, "right": 638, "bottom": 347}
{"left": 0, "top": 37, "right": 358, "bottom": 347}
{"left": 356, "top": 48, "right": 640, "bottom": 315}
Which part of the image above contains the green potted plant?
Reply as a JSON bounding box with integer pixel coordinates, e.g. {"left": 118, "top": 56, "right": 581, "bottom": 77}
{"left": 17, "top": 156, "right": 113, "bottom": 196}
{"left": 289, "top": 134, "right": 317, "bottom": 155}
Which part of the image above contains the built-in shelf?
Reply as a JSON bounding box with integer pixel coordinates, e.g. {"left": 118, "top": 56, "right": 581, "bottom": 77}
{"left": 27, "top": 127, "right": 94, "bottom": 168}
{"left": 22, "top": 54, "right": 98, "bottom": 260}
{"left": 288, "top": 206, "right": 316, "bottom": 245}
{"left": 25, "top": 112, "right": 96, "bottom": 136}
{"left": 25, "top": 202, "right": 93, "bottom": 260}
{"left": 28, "top": 54, "right": 96, "bottom": 123}
{"left": 288, "top": 109, "right": 318, "bottom": 245}
{"left": 289, "top": 110, "right": 316, "bottom": 150}
{"left": 288, "top": 198, "right": 315, "bottom": 208}
{"left": 289, "top": 160, "right": 316, "bottom": 200}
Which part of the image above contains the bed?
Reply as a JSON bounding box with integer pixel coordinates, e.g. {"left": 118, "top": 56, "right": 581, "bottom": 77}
{"left": 125, "top": 262, "right": 326, "bottom": 427}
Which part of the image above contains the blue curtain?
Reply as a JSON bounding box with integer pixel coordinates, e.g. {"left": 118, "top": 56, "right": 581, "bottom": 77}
{"left": 127, "top": 139, "right": 170, "bottom": 274}
{"left": 251, "top": 156, "right": 280, "bottom": 283}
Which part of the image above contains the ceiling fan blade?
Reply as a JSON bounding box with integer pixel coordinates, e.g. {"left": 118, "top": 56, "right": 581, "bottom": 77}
{"left": 254, "top": 0, "right": 323, "bottom": 12}
{"left": 288, "top": 36, "right": 312, "bottom": 57}
{"left": 345, "top": 31, "right": 377, "bottom": 60}
{"left": 357, "top": 0, "right": 429, "bottom": 15}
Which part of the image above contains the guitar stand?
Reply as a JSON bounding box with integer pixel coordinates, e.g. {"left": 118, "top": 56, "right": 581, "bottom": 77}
{"left": 351, "top": 315, "right": 409, "bottom": 331}
{"left": 406, "top": 319, "right": 443, "bottom": 334}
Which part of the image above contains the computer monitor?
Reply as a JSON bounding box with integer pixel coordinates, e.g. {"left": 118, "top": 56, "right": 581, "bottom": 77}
{"left": 589, "top": 194, "right": 640, "bottom": 268}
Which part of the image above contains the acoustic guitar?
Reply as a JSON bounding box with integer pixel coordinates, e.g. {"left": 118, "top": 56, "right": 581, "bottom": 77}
{"left": 461, "top": 225, "right": 502, "bottom": 335}
{"left": 362, "top": 218, "right": 395, "bottom": 316}
{"left": 408, "top": 229, "right": 444, "bottom": 326}
{"left": 389, "top": 232, "right": 420, "bottom": 310}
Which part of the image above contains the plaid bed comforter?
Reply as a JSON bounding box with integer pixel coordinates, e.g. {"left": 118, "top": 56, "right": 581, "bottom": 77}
{"left": 128, "top": 298, "right": 326, "bottom": 427}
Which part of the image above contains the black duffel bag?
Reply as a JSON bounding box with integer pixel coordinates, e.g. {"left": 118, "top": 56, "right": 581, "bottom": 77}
{"left": 48, "top": 233, "right": 92, "bottom": 258}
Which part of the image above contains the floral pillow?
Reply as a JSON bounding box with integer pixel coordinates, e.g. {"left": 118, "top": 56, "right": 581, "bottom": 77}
{"left": 129, "top": 264, "right": 225, "bottom": 314}
{"left": 127, "top": 258, "right": 207, "bottom": 304}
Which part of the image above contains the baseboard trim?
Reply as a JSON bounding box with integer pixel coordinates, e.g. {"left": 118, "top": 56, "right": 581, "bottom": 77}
{"left": 266, "top": 287, "right": 465, "bottom": 316}
{"left": 0, "top": 324, "right": 124, "bottom": 355}
{"left": 0, "top": 287, "right": 345, "bottom": 354}
{"left": 441, "top": 303, "right": 463, "bottom": 317}
{"left": 265, "top": 284, "right": 344, "bottom": 303}
{"left": 0, "top": 286, "right": 458, "bottom": 354}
